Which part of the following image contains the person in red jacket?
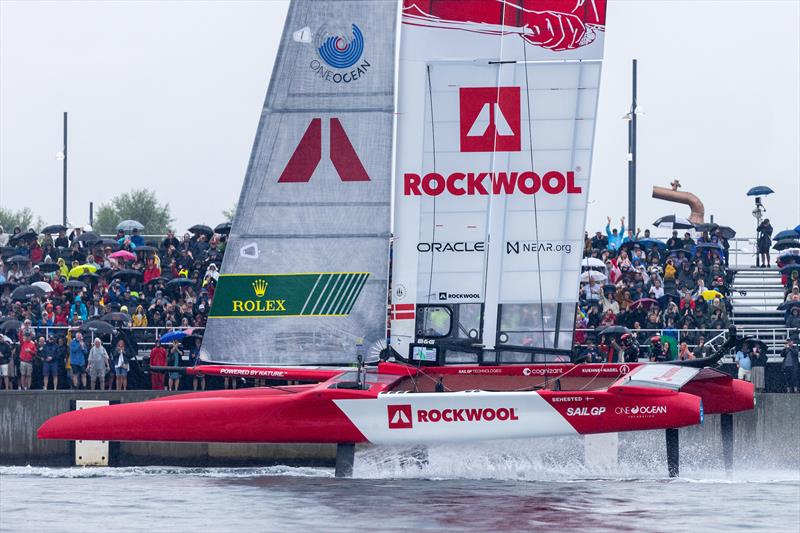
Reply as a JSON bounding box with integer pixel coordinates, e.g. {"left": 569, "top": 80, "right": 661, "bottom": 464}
{"left": 149, "top": 339, "right": 167, "bottom": 390}
{"left": 143, "top": 257, "right": 161, "bottom": 285}
{"left": 18, "top": 332, "right": 37, "bottom": 390}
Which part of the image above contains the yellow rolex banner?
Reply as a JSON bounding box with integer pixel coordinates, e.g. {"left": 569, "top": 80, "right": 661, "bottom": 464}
{"left": 209, "top": 273, "right": 370, "bottom": 318}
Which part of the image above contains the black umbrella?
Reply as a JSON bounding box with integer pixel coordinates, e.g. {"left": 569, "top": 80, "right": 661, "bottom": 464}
{"left": 37, "top": 262, "right": 60, "bottom": 273}
{"left": 165, "top": 278, "right": 195, "bottom": 291}
{"left": 695, "top": 242, "right": 724, "bottom": 250}
{"left": 0, "top": 319, "right": 22, "bottom": 333}
{"left": 111, "top": 269, "right": 144, "bottom": 282}
{"left": 134, "top": 245, "right": 158, "bottom": 253}
{"left": 598, "top": 325, "right": 630, "bottom": 336}
{"left": 653, "top": 215, "right": 694, "bottom": 230}
{"left": 780, "top": 265, "right": 800, "bottom": 275}
{"left": 693, "top": 222, "right": 719, "bottom": 233}
{"left": 0, "top": 247, "right": 16, "bottom": 259}
{"left": 41, "top": 224, "right": 67, "bottom": 234}
{"left": 188, "top": 224, "right": 213, "bottom": 238}
{"left": 717, "top": 226, "right": 736, "bottom": 239}
{"left": 602, "top": 284, "right": 617, "bottom": 293}
{"left": 80, "top": 320, "right": 116, "bottom": 336}
{"left": 101, "top": 312, "right": 131, "bottom": 323}
{"left": 78, "top": 272, "right": 100, "bottom": 284}
{"left": 657, "top": 293, "right": 681, "bottom": 307}
{"left": 746, "top": 186, "right": 774, "bottom": 196}
{"left": 10, "top": 285, "right": 45, "bottom": 301}
{"left": 773, "top": 239, "right": 800, "bottom": 251}
{"left": 181, "top": 334, "right": 204, "bottom": 348}
{"left": 100, "top": 238, "right": 120, "bottom": 248}
{"left": 145, "top": 276, "right": 169, "bottom": 285}
{"left": 774, "top": 230, "right": 800, "bottom": 241}
{"left": 76, "top": 231, "right": 102, "bottom": 245}
{"left": 777, "top": 301, "right": 800, "bottom": 312}
{"left": 214, "top": 222, "right": 232, "bottom": 235}
{"left": 9, "top": 230, "right": 38, "bottom": 245}
{"left": 735, "top": 337, "right": 768, "bottom": 355}
{"left": 6, "top": 255, "right": 31, "bottom": 265}
{"left": 64, "top": 280, "right": 87, "bottom": 290}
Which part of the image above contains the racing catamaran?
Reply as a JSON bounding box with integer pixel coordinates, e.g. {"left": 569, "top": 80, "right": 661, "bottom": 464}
{"left": 39, "top": 0, "right": 754, "bottom": 475}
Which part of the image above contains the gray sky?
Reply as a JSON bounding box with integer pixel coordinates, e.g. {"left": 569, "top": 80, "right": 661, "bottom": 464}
{"left": 1, "top": 0, "right": 798, "bottom": 237}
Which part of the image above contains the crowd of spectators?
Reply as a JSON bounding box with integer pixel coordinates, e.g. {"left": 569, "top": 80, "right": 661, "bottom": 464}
{"left": 0, "top": 222, "right": 225, "bottom": 390}
{"left": 575, "top": 216, "right": 737, "bottom": 362}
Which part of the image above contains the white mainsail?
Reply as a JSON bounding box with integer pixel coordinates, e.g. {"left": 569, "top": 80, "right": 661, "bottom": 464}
{"left": 390, "top": 0, "right": 607, "bottom": 363}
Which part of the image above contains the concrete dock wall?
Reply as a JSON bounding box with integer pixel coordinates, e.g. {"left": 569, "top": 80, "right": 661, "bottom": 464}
{"left": 0, "top": 391, "right": 335, "bottom": 467}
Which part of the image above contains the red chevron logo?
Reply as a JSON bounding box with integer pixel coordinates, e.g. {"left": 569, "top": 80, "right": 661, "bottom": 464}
{"left": 278, "top": 118, "right": 370, "bottom": 183}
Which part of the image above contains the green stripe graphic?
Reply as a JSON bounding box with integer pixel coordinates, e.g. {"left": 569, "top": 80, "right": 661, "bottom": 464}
{"left": 209, "top": 273, "right": 370, "bottom": 318}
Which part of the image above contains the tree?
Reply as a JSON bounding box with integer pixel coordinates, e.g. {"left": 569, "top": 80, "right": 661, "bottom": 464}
{"left": 222, "top": 202, "right": 237, "bottom": 222}
{"left": 94, "top": 189, "right": 174, "bottom": 235}
{"left": 0, "top": 206, "right": 44, "bottom": 232}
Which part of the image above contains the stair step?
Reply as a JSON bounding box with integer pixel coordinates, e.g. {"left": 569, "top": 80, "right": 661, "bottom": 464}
{"left": 731, "top": 287, "right": 786, "bottom": 292}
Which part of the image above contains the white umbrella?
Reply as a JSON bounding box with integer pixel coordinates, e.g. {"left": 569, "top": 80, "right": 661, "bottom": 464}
{"left": 32, "top": 281, "right": 53, "bottom": 293}
{"left": 117, "top": 220, "right": 144, "bottom": 232}
{"left": 778, "top": 248, "right": 800, "bottom": 258}
{"left": 580, "top": 271, "right": 607, "bottom": 283}
{"left": 581, "top": 257, "right": 606, "bottom": 270}
{"left": 0, "top": 334, "right": 12, "bottom": 344}
{"left": 653, "top": 215, "right": 694, "bottom": 230}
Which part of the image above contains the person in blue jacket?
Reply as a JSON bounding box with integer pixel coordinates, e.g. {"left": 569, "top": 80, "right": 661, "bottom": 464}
{"left": 69, "top": 332, "right": 88, "bottom": 389}
{"left": 606, "top": 216, "right": 625, "bottom": 251}
{"left": 69, "top": 295, "right": 88, "bottom": 322}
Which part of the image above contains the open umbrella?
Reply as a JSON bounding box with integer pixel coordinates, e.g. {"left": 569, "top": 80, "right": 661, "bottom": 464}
{"left": 80, "top": 320, "right": 116, "bottom": 336}
{"left": 695, "top": 242, "right": 724, "bottom": 252}
{"left": 773, "top": 239, "right": 800, "bottom": 251}
{"left": 579, "top": 271, "right": 606, "bottom": 283}
{"left": 0, "top": 319, "right": 21, "bottom": 333}
{"left": 630, "top": 298, "right": 658, "bottom": 310}
{"left": 181, "top": 334, "right": 204, "bottom": 348}
{"left": 111, "top": 269, "right": 143, "bottom": 282}
{"left": 657, "top": 293, "right": 681, "bottom": 306}
{"left": 581, "top": 257, "right": 606, "bottom": 269}
{"left": 777, "top": 301, "right": 800, "bottom": 312}
{"left": 165, "top": 277, "right": 195, "bottom": 290}
{"left": 602, "top": 284, "right": 617, "bottom": 293}
{"left": 666, "top": 248, "right": 693, "bottom": 258}
{"left": 653, "top": 215, "right": 694, "bottom": 230}
{"left": 9, "top": 230, "right": 38, "bottom": 245}
{"left": 101, "top": 312, "right": 131, "bottom": 324}
{"left": 701, "top": 289, "right": 725, "bottom": 301}
{"left": 778, "top": 248, "right": 800, "bottom": 260}
{"left": 145, "top": 276, "right": 169, "bottom": 285}
{"left": 68, "top": 264, "right": 97, "bottom": 278}
{"left": 6, "top": 255, "right": 30, "bottom": 265}
{"left": 717, "top": 226, "right": 736, "bottom": 239}
{"left": 779, "top": 265, "right": 800, "bottom": 276}
{"left": 598, "top": 325, "right": 630, "bottom": 336}
{"left": 116, "top": 220, "right": 144, "bottom": 232}
{"left": 109, "top": 250, "right": 136, "bottom": 261}
{"left": 188, "top": 224, "right": 213, "bottom": 238}
{"left": 159, "top": 328, "right": 197, "bottom": 344}
{"left": 0, "top": 334, "right": 13, "bottom": 344}
{"left": 41, "top": 224, "right": 67, "bottom": 234}
{"left": 746, "top": 186, "right": 774, "bottom": 196}
{"left": 77, "top": 272, "right": 99, "bottom": 284}
{"left": 693, "top": 222, "right": 719, "bottom": 233}
{"left": 636, "top": 238, "right": 666, "bottom": 252}
{"left": 64, "top": 280, "right": 87, "bottom": 290}
{"left": 75, "top": 231, "right": 102, "bottom": 245}
{"left": 214, "top": 222, "right": 232, "bottom": 235}
{"left": 133, "top": 245, "right": 158, "bottom": 253}
{"left": 37, "top": 262, "right": 60, "bottom": 273}
{"left": 736, "top": 337, "right": 768, "bottom": 354}
{"left": 31, "top": 281, "right": 53, "bottom": 293}
{"left": 10, "top": 285, "right": 45, "bottom": 301}
{"left": 774, "top": 230, "right": 800, "bottom": 241}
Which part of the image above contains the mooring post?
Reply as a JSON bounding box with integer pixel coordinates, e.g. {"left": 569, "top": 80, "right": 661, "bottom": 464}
{"left": 335, "top": 443, "right": 355, "bottom": 478}
{"left": 666, "top": 428, "right": 679, "bottom": 478}
{"left": 721, "top": 413, "right": 734, "bottom": 473}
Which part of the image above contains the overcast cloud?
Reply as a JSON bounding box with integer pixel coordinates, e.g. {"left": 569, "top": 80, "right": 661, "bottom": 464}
{"left": 1, "top": 0, "right": 798, "bottom": 237}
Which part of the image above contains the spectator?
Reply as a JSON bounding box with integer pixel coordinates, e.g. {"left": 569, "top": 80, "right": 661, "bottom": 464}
{"left": 666, "top": 231, "right": 683, "bottom": 250}
{"left": 780, "top": 338, "right": 799, "bottom": 393}
{"left": 188, "top": 337, "right": 204, "bottom": 391}
{"left": 112, "top": 339, "right": 130, "bottom": 391}
{"left": 168, "top": 340, "right": 182, "bottom": 391}
{"left": 130, "top": 228, "right": 145, "bottom": 247}
{"left": 756, "top": 218, "right": 773, "bottom": 268}
{"left": 69, "top": 332, "right": 88, "bottom": 389}
{"left": 0, "top": 337, "right": 11, "bottom": 390}
{"left": 41, "top": 335, "right": 61, "bottom": 390}
{"left": 735, "top": 348, "right": 752, "bottom": 382}
{"left": 787, "top": 307, "right": 800, "bottom": 329}
{"left": 149, "top": 339, "right": 167, "bottom": 390}
{"left": 87, "top": 338, "right": 110, "bottom": 390}
{"left": 751, "top": 345, "right": 768, "bottom": 392}
{"left": 18, "top": 331, "right": 37, "bottom": 390}
{"left": 606, "top": 216, "right": 625, "bottom": 251}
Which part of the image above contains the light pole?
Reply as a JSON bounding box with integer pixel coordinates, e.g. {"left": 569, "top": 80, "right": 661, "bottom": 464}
{"left": 626, "top": 59, "right": 638, "bottom": 231}
{"left": 56, "top": 112, "right": 68, "bottom": 226}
